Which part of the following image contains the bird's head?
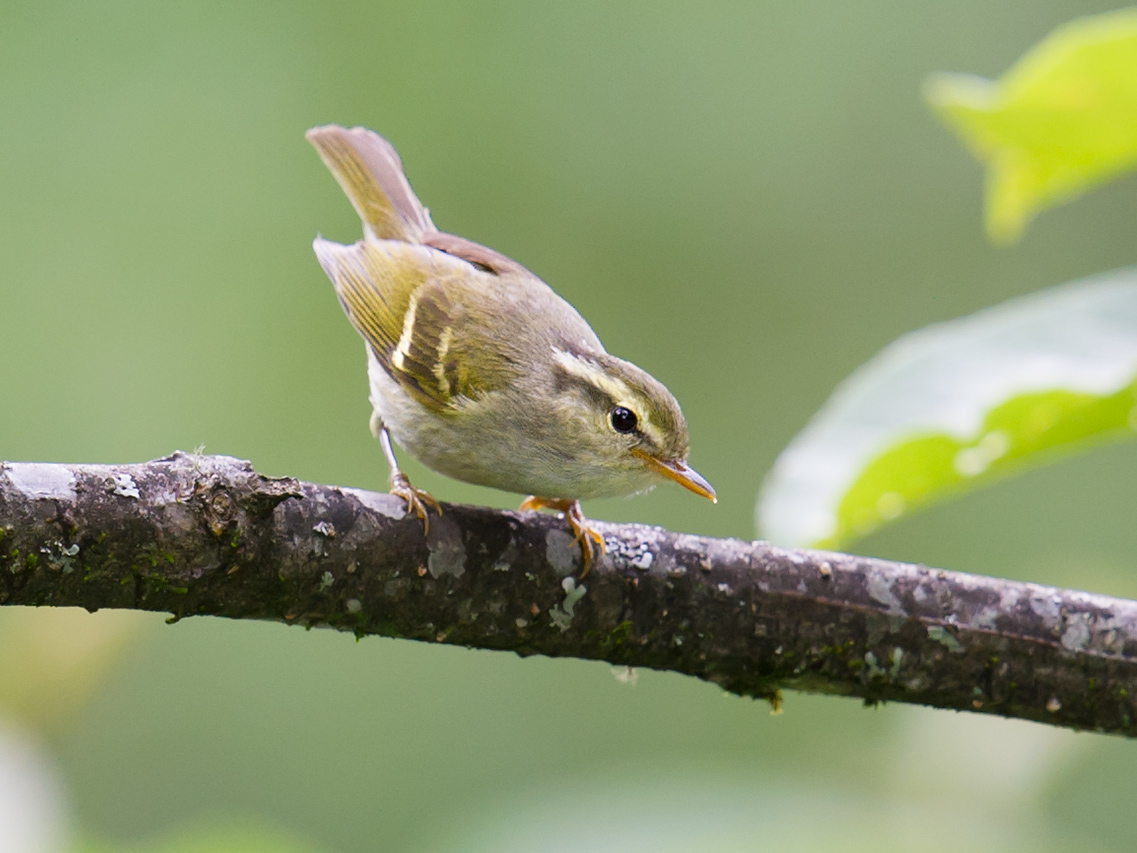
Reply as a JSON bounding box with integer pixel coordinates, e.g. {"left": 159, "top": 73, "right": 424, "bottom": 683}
{"left": 548, "top": 348, "right": 716, "bottom": 502}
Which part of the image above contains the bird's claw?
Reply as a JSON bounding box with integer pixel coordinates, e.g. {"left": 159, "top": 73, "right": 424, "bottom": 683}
{"left": 391, "top": 472, "right": 441, "bottom": 534}
{"left": 519, "top": 496, "right": 605, "bottom": 576}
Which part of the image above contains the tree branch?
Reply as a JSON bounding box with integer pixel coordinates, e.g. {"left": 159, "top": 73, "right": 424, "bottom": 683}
{"left": 1, "top": 452, "right": 1133, "bottom": 734}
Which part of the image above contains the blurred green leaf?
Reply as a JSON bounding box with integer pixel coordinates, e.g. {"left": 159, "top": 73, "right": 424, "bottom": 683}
{"left": 0, "top": 608, "right": 149, "bottom": 734}
{"left": 435, "top": 767, "right": 1101, "bottom": 853}
{"left": 77, "top": 823, "right": 326, "bottom": 853}
{"left": 926, "top": 7, "right": 1137, "bottom": 243}
{"left": 757, "top": 269, "right": 1137, "bottom": 548}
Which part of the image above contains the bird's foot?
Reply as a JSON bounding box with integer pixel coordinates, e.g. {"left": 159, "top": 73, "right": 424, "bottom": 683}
{"left": 391, "top": 472, "right": 442, "bottom": 534}
{"left": 519, "top": 496, "right": 605, "bottom": 577}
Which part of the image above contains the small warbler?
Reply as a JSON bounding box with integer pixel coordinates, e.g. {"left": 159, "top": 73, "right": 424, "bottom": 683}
{"left": 308, "top": 125, "right": 715, "bottom": 572}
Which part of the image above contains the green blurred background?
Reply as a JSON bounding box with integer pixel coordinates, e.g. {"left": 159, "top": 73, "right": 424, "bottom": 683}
{"left": 3, "top": 1, "right": 1137, "bottom": 850}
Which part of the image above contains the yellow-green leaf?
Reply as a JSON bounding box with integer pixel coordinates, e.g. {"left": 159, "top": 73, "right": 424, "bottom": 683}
{"left": 757, "top": 269, "right": 1137, "bottom": 549}
{"left": 926, "top": 8, "right": 1137, "bottom": 243}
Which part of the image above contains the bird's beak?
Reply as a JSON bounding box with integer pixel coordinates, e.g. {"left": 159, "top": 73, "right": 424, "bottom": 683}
{"left": 632, "top": 449, "right": 717, "bottom": 503}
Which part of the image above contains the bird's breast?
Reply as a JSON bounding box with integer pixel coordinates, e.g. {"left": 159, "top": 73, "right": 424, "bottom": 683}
{"left": 366, "top": 347, "right": 654, "bottom": 499}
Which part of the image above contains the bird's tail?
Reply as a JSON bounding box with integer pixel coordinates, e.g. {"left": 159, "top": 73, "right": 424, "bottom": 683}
{"left": 306, "top": 124, "right": 435, "bottom": 243}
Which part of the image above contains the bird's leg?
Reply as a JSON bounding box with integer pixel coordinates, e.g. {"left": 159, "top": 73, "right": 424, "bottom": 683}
{"left": 519, "top": 496, "right": 605, "bottom": 576}
{"left": 371, "top": 411, "right": 441, "bottom": 533}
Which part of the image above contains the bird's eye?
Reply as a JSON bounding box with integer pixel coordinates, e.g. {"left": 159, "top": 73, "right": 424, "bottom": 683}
{"left": 610, "top": 406, "right": 638, "bottom": 434}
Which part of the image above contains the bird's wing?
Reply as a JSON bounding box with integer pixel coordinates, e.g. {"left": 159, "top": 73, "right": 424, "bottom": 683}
{"left": 308, "top": 124, "right": 591, "bottom": 410}
{"left": 314, "top": 238, "right": 503, "bottom": 411}
{"left": 306, "top": 125, "right": 434, "bottom": 242}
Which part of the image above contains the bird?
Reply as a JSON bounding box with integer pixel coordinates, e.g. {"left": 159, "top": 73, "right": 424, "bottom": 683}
{"left": 307, "top": 124, "right": 715, "bottom": 573}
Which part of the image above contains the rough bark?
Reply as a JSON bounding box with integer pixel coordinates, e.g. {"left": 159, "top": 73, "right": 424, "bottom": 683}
{"left": 1, "top": 452, "right": 1134, "bottom": 735}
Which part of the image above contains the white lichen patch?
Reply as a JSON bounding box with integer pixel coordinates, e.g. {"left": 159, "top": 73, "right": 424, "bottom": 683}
{"left": 927, "top": 625, "right": 965, "bottom": 653}
{"left": 5, "top": 463, "right": 76, "bottom": 501}
{"left": 866, "top": 571, "right": 905, "bottom": 615}
{"left": 340, "top": 487, "right": 407, "bottom": 520}
{"left": 1093, "top": 614, "right": 1129, "bottom": 654}
{"left": 1060, "top": 612, "right": 1092, "bottom": 651}
{"left": 672, "top": 533, "right": 704, "bottom": 554}
{"left": 318, "top": 571, "right": 335, "bottom": 591}
{"left": 864, "top": 651, "right": 882, "bottom": 678}
{"left": 549, "top": 577, "right": 587, "bottom": 631}
{"left": 1028, "top": 592, "right": 1063, "bottom": 629}
{"left": 426, "top": 514, "right": 466, "bottom": 578}
{"left": 889, "top": 646, "right": 904, "bottom": 679}
{"left": 346, "top": 598, "right": 362, "bottom": 614}
{"left": 41, "top": 542, "right": 79, "bottom": 573}
{"left": 545, "top": 529, "right": 578, "bottom": 576}
{"left": 110, "top": 473, "right": 140, "bottom": 499}
{"left": 155, "top": 500, "right": 192, "bottom": 536}
{"left": 970, "top": 605, "right": 1001, "bottom": 630}
{"left": 780, "top": 548, "right": 808, "bottom": 565}
{"left": 606, "top": 537, "right": 654, "bottom": 571}
{"left": 863, "top": 648, "right": 904, "bottom": 683}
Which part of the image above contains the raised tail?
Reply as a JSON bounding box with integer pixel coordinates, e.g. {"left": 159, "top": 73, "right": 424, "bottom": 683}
{"left": 306, "top": 125, "right": 435, "bottom": 243}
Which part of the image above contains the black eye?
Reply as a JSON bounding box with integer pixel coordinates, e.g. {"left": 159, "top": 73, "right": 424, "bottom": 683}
{"left": 610, "top": 406, "right": 638, "bottom": 434}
